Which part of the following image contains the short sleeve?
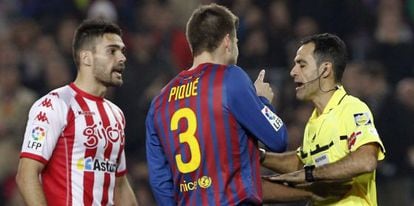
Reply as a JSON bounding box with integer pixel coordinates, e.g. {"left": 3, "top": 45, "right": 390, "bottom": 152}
{"left": 343, "top": 102, "right": 385, "bottom": 160}
{"left": 20, "top": 94, "right": 68, "bottom": 164}
{"left": 116, "top": 149, "right": 127, "bottom": 176}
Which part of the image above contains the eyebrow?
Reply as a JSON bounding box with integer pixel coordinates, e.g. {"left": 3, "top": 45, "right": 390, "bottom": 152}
{"left": 106, "top": 44, "right": 126, "bottom": 52}
{"left": 295, "top": 59, "right": 307, "bottom": 64}
{"left": 106, "top": 44, "right": 125, "bottom": 49}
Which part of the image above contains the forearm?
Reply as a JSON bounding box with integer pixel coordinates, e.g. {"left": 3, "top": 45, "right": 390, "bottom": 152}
{"left": 262, "top": 179, "right": 311, "bottom": 203}
{"left": 314, "top": 143, "right": 379, "bottom": 181}
{"left": 16, "top": 171, "right": 47, "bottom": 205}
{"left": 114, "top": 176, "right": 138, "bottom": 206}
{"left": 261, "top": 150, "right": 303, "bottom": 173}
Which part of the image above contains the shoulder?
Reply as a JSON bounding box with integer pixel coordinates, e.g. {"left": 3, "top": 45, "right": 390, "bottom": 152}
{"left": 341, "top": 95, "right": 371, "bottom": 113}
{"left": 223, "top": 65, "right": 251, "bottom": 83}
{"left": 104, "top": 99, "right": 123, "bottom": 112}
{"left": 33, "top": 85, "right": 73, "bottom": 110}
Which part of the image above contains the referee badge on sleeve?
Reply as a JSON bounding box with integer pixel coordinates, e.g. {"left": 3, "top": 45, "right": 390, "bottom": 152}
{"left": 353, "top": 113, "right": 371, "bottom": 126}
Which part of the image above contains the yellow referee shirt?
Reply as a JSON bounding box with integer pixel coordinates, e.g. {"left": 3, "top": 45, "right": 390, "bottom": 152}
{"left": 297, "top": 86, "right": 385, "bottom": 206}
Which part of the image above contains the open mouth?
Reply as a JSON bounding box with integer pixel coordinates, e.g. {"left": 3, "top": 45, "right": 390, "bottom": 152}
{"left": 295, "top": 82, "right": 304, "bottom": 90}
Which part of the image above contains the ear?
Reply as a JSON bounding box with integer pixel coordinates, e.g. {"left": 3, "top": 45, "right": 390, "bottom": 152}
{"left": 321, "top": 62, "right": 333, "bottom": 78}
{"left": 80, "top": 50, "right": 92, "bottom": 66}
{"left": 223, "top": 34, "right": 231, "bottom": 52}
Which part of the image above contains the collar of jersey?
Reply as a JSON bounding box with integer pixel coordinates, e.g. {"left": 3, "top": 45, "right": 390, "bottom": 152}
{"left": 69, "top": 83, "right": 104, "bottom": 102}
{"left": 310, "top": 85, "right": 347, "bottom": 119}
{"left": 179, "top": 63, "right": 214, "bottom": 77}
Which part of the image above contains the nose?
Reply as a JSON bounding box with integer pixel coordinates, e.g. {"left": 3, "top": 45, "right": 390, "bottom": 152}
{"left": 118, "top": 52, "right": 126, "bottom": 63}
{"left": 290, "top": 65, "right": 297, "bottom": 78}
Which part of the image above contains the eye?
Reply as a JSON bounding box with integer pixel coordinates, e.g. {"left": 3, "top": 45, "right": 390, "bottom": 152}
{"left": 108, "top": 48, "right": 116, "bottom": 55}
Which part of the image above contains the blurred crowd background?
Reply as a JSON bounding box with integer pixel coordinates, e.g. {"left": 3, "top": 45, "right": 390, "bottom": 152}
{"left": 0, "top": 0, "right": 413, "bottom": 205}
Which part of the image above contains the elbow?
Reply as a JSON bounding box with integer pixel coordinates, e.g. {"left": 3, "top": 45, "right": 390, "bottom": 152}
{"left": 362, "top": 157, "right": 378, "bottom": 173}
{"left": 276, "top": 126, "right": 288, "bottom": 152}
{"left": 15, "top": 170, "right": 24, "bottom": 191}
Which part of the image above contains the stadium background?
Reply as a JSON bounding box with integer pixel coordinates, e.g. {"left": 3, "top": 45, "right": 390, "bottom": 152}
{"left": 0, "top": 0, "right": 413, "bottom": 205}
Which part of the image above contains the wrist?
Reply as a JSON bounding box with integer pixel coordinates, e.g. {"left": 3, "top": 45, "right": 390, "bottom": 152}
{"left": 304, "top": 165, "right": 315, "bottom": 182}
{"left": 259, "top": 148, "right": 266, "bottom": 163}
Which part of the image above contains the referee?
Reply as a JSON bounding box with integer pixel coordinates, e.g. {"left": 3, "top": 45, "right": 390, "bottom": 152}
{"left": 261, "top": 33, "right": 385, "bottom": 205}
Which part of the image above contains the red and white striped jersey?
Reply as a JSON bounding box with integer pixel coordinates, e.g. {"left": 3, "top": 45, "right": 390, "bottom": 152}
{"left": 20, "top": 83, "right": 127, "bottom": 206}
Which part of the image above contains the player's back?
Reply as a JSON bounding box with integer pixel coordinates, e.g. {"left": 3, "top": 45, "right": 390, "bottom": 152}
{"left": 149, "top": 63, "right": 263, "bottom": 205}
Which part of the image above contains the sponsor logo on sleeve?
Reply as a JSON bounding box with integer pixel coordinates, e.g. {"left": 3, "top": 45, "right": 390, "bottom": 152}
{"left": 353, "top": 113, "right": 371, "bottom": 126}
{"left": 348, "top": 131, "right": 362, "bottom": 149}
{"left": 261, "top": 106, "right": 283, "bottom": 131}
{"left": 39, "top": 98, "right": 54, "bottom": 110}
{"left": 35, "top": 111, "right": 49, "bottom": 124}
{"left": 27, "top": 125, "right": 47, "bottom": 151}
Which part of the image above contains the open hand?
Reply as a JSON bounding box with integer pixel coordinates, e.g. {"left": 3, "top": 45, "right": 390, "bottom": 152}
{"left": 263, "top": 169, "right": 306, "bottom": 185}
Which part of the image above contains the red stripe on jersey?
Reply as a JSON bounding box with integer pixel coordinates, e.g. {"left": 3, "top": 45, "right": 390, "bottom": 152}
{"left": 108, "top": 105, "right": 126, "bottom": 175}
{"left": 228, "top": 115, "right": 247, "bottom": 202}
{"left": 64, "top": 109, "right": 76, "bottom": 205}
{"left": 97, "top": 101, "right": 112, "bottom": 205}
{"left": 154, "top": 92, "right": 175, "bottom": 172}
{"left": 188, "top": 79, "right": 200, "bottom": 206}
{"left": 199, "top": 65, "right": 218, "bottom": 206}
{"left": 75, "top": 95, "right": 96, "bottom": 206}
{"left": 177, "top": 88, "right": 191, "bottom": 205}
{"left": 167, "top": 85, "right": 179, "bottom": 186}
{"left": 212, "top": 65, "right": 235, "bottom": 205}
{"left": 42, "top": 108, "right": 76, "bottom": 205}
{"left": 248, "top": 136, "right": 262, "bottom": 200}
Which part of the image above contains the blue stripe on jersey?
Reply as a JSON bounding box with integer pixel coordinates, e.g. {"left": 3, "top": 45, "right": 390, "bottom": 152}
{"left": 237, "top": 127, "right": 254, "bottom": 200}
{"left": 206, "top": 65, "right": 227, "bottom": 205}
{"left": 221, "top": 68, "right": 239, "bottom": 204}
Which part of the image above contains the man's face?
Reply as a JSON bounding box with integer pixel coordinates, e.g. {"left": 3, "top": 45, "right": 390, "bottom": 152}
{"left": 290, "top": 43, "right": 322, "bottom": 101}
{"left": 92, "top": 33, "right": 126, "bottom": 87}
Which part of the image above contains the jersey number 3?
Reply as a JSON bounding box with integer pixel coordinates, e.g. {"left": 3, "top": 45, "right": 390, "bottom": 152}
{"left": 170, "top": 108, "right": 201, "bottom": 173}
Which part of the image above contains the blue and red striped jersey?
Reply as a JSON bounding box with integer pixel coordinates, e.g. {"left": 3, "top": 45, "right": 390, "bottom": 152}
{"left": 146, "top": 63, "right": 287, "bottom": 206}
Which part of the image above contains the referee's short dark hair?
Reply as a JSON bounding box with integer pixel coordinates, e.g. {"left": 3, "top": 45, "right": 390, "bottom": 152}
{"left": 301, "top": 33, "right": 348, "bottom": 82}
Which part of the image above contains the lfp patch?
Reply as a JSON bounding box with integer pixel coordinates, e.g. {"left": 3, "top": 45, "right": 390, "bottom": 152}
{"left": 353, "top": 113, "right": 371, "bottom": 126}
{"left": 31, "top": 126, "right": 46, "bottom": 141}
{"left": 261, "top": 106, "right": 283, "bottom": 131}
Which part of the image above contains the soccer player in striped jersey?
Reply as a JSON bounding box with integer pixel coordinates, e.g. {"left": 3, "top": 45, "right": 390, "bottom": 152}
{"left": 16, "top": 19, "right": 137, "bottom": 206}
{"left": 146, "top": 3, "right": 319, "bottom": 205}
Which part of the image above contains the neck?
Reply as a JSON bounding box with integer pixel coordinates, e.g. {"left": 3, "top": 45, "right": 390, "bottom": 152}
{"left": 312, "top": 83, "right": 337, "bottom": 115}
{"left": 189, "top": 51, "right": 227, "bottom": 70}
{"left": 73, "top": 69, "right": 107, "bottom": 97}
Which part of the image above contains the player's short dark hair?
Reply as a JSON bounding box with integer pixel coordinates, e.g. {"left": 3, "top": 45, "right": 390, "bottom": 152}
{"left": 72, "top": 19, "right": 122, "bottom": 67}
{"left": 301, "top": 33, "right": 348, "bottom": 82}
{"left": 186, "top": 3, "right": 239, "bottom": 56}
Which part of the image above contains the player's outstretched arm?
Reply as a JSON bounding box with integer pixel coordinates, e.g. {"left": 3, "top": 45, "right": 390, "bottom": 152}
{"left": 16, "top": 158, "right": 47, "bottom": 206}
{"left": 114, "top": 175, "right": 138, "bottom": 206}
{"left": 262, "top": 179, "right": 313, "bottom": 203}
{"left": 261, "top": 150, "right": 303, "bottom": 173}
{"left": 267, "top": 143, "right": 380, "bottom": 184}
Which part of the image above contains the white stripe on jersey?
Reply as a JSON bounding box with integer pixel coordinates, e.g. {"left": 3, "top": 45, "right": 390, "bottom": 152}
{"left": 20, "top": 83, "right": 126, "bottom": 206}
